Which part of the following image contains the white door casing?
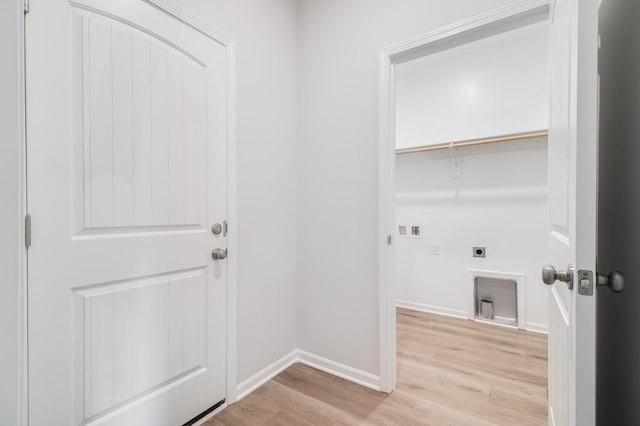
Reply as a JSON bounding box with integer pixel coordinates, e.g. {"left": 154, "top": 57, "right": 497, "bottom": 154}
{"left": 546, "top": 0, "right": 599, "bottom": 425}
{"left": 26, "top": 0, "right": 234, "bottom": 424}
{"left": 377, "top": 1, "right": 600, "bottom": 423}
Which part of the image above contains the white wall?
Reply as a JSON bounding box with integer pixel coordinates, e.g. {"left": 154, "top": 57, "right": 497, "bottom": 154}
{"left": 0, "top": 0, "right": 24, "bottom": 424}
{"left": 395, "top": 21, "right": 549, "bottom": 149}
{"left": 395, "top": 139, "right": 549, "bottom": 331}
{"left": 297, "top": 0, "right": 523, "bottom": 377}
{"left": 175, "top": 0, "right": 299, "bottom": 385}
{"left": 4, "top": 1, "right": 552, "bottom": 409}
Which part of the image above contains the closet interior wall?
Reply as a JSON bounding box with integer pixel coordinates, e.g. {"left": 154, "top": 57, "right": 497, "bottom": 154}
{"left": 393, "top": 17, "right": 550, "bottom": 331}
{"left": 395, "top": 138, "right": 549, "bottom": 330}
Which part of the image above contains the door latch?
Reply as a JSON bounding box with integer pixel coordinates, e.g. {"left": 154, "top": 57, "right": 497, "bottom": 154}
{"left": 577, "top": 270, "right": 593, "bottom": 295}
{"left": 577, "top": 269, "right": 625, "bottom": 295}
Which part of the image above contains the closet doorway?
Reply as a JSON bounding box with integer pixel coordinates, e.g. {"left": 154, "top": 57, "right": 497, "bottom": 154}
{"left": 393, "top": 16, "right": 550, "bottom": 423}
{"left": 377, "top": 1, "right": 602, "bottom": 424}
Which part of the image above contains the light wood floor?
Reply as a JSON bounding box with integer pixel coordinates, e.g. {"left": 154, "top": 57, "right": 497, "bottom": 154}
{"left": 207, "top": 308, "right": 548, "bottom": 425}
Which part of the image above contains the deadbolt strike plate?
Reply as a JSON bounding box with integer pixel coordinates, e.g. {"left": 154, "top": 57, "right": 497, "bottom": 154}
{"left": 577, "top": 270, "right": 594, "bottom": 296}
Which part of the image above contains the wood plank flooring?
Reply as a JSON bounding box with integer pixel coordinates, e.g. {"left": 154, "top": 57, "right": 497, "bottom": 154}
{"left": 207, "top": 308, "right": 548, "bottom": 425}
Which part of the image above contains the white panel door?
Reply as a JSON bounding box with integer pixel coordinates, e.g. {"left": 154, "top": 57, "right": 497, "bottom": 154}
{"left": 546, "top": 0, "right": 599, "bottom": 425}
{"left": 26, "top": 1, "right": 229, "bottom": 425}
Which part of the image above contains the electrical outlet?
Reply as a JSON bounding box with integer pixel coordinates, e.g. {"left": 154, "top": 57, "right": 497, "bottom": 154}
{"left": 432, "top": 243, "right": 440, "bottom": 255}
{"left": 473, "top": 246, "right": 486, "bottom": 258}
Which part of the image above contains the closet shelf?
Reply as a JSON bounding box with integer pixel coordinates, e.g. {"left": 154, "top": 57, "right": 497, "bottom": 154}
{"left": 395, "top": 130, "right": 548, "bottom": 155}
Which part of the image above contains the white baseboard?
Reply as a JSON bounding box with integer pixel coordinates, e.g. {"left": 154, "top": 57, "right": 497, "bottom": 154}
{"left": 398, "top": 301, "right": 548, "bottom": 334}
{"left": 234, "top": 349, "right": 381, "bottom": 404}
{"left": 526, "top": 321, "right": 549, "bottom": 334}
{"left": 234, "top": 349, "right": 298, "bottom": 402}
{"left": 296, "top": 350, "right": 381, "bottom": 392}
{"left": 396, "top": 300, "right": 468, "bottom": 320}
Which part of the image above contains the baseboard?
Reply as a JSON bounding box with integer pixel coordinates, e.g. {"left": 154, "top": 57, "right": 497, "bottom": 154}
{"left": 526, "top": 321, "right": 549, "bottom": 334}
{"left": 235, "top": 349, "right": 298, "bottom": 402}
{"left": 234, "top": 349, "right": 381, "bottom": 404}
{"left": 296, "top": 350, "right": 381, "bottom": 392}
{"left": 398, "top": 301, "right": 548, "bottom": 334}
{"left": 396, "top": 300, "right": 468, "bottom": 320}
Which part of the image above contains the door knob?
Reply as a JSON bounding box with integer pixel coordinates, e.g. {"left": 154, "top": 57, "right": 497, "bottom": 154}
{"left": 542, "top": 264, "right": 574, "bottom": 289}
{"left": 211, "top": 221, "right": 228, "bottom": 236}
{"left": 597, "top": 270, "right": 625, "bottom": 293}
{"left": 211, "top": 248, "right": 228, "bottom": 260}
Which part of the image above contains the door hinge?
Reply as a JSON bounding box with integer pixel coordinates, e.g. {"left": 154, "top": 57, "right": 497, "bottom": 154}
{"left": 24, "top": 0, "right": 30, "bottom": 14}
{"left": 387, "top": 235, "right": 392, "bottom": 245}
{"left": 25, "top": 214, "right": 32, "bottom": 248}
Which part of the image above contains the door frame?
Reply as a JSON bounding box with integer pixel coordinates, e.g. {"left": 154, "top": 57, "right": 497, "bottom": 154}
{"left": 2, "top": 0, "right": 28, "bottom": 424}
{"left": 16, "top": 0, "right": 240, "bottom": 419}
{"left": 376, "top": 0, "right": 551, "bottom": 393}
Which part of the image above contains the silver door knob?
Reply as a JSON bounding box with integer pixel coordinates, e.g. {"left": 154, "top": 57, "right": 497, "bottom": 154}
{"left": 597, "top": 270, "right": 625, "bottom": 293}
{"left": 542, "top": 264, "right": 574, "bottom": 289}
{"left": 211, "top": 248, "right": 228, "bottom": 260}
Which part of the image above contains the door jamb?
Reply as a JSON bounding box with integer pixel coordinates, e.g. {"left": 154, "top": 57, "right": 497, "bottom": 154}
{"left": 376, "top": 0, "right": 551, "bottom": 393}
{"left": 6, "top": 0, "right": 29, "bottom": 423}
